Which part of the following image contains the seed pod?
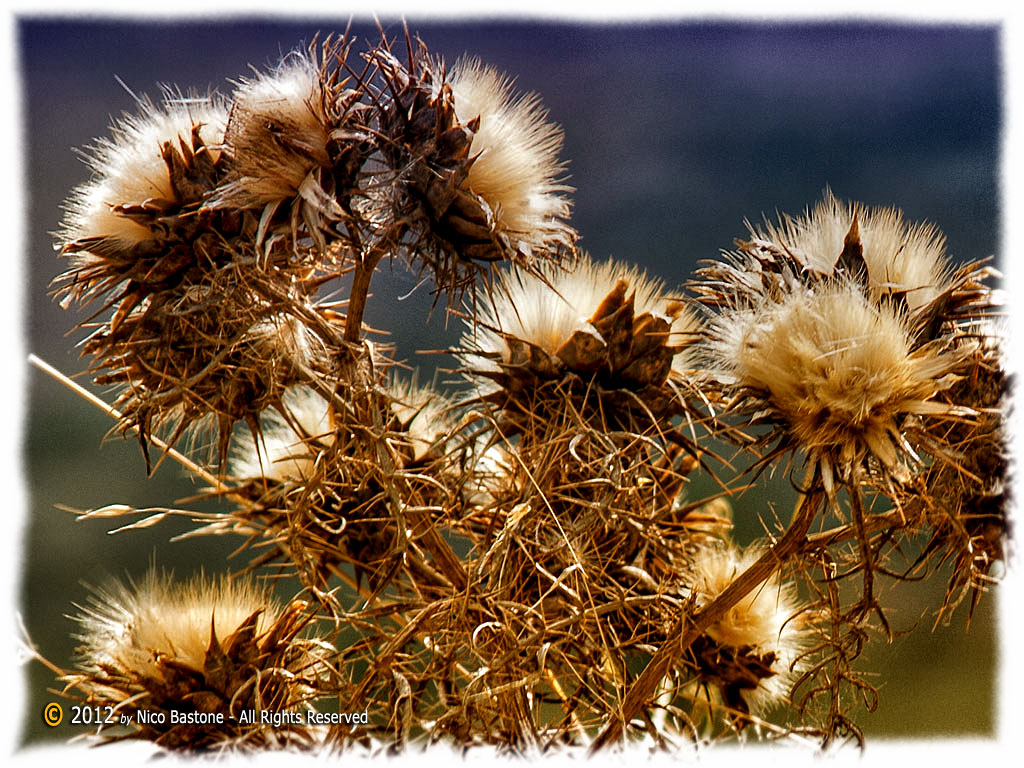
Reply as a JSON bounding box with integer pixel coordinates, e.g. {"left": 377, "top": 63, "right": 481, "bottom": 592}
{"left": 68, "top": 571, "right": 330, "bottom": 751}
{"left": 207, "top": 36, "right": 376, "bottom": 254}
{"left": 371, "top": 32, "right": 576, "bottom": 303}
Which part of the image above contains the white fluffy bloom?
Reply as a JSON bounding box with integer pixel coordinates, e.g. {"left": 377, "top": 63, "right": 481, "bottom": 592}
{"left": 74, "top": 571, "right": 279, "bottom": 677}
{"left": 386, "top": 377, "right": 457, "bottom": 463}
{"left": 210, "top": 54, "right": 334, "bottom": 210}
{"left": 59, "top": 92, "right": 228, "bottom": 252}
{"left": 706, "top": 281, "right": 961, "bottom": 488}
{"left": 463, "top": 439, "right": 518, "bottom": 508}
{"left": 448, "top": 58, "right": 572, "bottom": 249}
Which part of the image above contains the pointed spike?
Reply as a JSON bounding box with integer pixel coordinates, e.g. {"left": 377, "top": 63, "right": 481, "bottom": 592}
{"left": 589, "top": 280, "right": 628, "bottom": 324}
{"left": 837, "top": 208, "right": 870, "bottom": 285}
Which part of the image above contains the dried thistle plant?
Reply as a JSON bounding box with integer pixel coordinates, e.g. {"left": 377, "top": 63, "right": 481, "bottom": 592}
{"left": 32, "top": 26, "right": 1009, "bottom": 759}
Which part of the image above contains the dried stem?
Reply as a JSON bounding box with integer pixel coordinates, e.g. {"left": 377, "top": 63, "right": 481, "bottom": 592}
{"left": 590, "top": 469, "right": 823, "bottom": 751}
{"left": 28, "top": 354, "right": 224, "bottom": 490}
{"left": 344, "top": 250, "right": 383, "bottom": 342}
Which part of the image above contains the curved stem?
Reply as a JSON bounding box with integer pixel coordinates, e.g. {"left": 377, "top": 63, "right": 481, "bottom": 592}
{"left": 590, "top": 470, "right": 823, "bottom": 752}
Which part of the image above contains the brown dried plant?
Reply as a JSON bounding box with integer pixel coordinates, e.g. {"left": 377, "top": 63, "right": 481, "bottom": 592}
{"left": 34, "top": 27, "right": 1008, "bottom": 759}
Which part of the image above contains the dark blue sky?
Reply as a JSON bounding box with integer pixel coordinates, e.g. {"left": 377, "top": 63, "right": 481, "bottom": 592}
{"left": 20, "top": 19, "right": 1000, "bottom": 369}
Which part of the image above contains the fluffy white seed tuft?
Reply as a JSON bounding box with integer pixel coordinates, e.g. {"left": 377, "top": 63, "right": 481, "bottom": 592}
{"left": 230, "top": 387, "right": 333, "bottom": 483}
{"left": 386, "top": 377, "right": 457, "bottom": 462}
{"left": 211, "top": 55, "right": 332, "bottom": 209}
{"left": 691, "top": 543, "right": 810, "bottom": 712}
{"left": 74, "top": 571, "right": 279, "bottom": 678}
{"left": 449, "top": 59, "right": 572, "bottom": 247}
{"left": 754, "top": 192, "right": 951, "bottom": 311}
{"left": 59, "top": 93, "right": 228, "bottom": 253}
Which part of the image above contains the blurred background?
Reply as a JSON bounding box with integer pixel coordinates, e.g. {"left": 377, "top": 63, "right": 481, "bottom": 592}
{"left": 18, "top": 16, "right": 1000, "bottom": 747}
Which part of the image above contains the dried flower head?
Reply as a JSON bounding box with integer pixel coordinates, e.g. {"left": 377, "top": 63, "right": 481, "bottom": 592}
{"left": 459, "top": 438, "right": 519, "bottom": 510}
{"left": 208, "top": 39, "right": 374, "bottom": 252}
{"left": 687, "top": 542, "right": 811, "bottom": 718}
{"left": 55, "top": 90, "right": 230, "bottom": 317}
{"left": 225, "top": 375, "right": 460, "bottom": 587}
{"left": 216, "top": 57, "right": 331, "bottom": 206}
{"left": 458, "top": 256, "right": 702, "bottom": 551}
{"left": 371, "top": 33, "right": 576, "bottom": 301}
{"left": 908, "top": 318, "right": 1011, "bottom": 618}
{"left": 463, "top": 254, "right": 696, "bottom": 404}
{"left": 69, "top": 570, "right": 328, "bottom": 750}
{"left": 386, "top": 375, "right": 459, "bottom": 463}
{"left": 58, "top": 91, "right": 228, "bottom": 257}
{"left": 692, "top": 193, "right": 997, "bottom": 495}
{"left": 85, "top": 278, "right": 337, "bottom": 470}
{"left": 705, "top": 281, "right": 962, "bottom": 491}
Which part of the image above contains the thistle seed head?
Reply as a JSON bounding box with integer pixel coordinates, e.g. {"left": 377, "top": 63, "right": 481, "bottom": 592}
{"left": 55, "top": 90, "right": 231, "bottom": 315}
{"left": 59, "top": 90, "right": 229, "bottom": 258}
{"left": 688, "top": 542, "right": 811, "bottom": 717}
{"left": 908, "top": 318, "right": 1011, "bottom": 617}
{"left": 208, "top": 39, "right": 374, "bottom": 253}
{"left": 226, "top": 374, "right": 460, "bottom": 587}
{"left": 460, "top": 438, "right": 519, "bottom": 510}
{"left": 85, "top": 278, "right": 337, "bottom": 471}
{"left": 385, "top": 375, "right": 459, "bottom": 464}
{"left": 229, "top": 385, "right": 334, "bottom": 483}
{"left": 692, "top": 194, "right": 996, "bottom": 493}
{"left": 458, "top": 257, "right": 701, "bottom": 493}
{"left": 448, "top": 58, "right": 575, "bottom": 260}
{"left": 76, "top": 572, "right": 279, "bottom": 676}
{"left": 230, "top": 376, "right": 457, "bottom": 483}
{"left": 705, "top": 281, "right": 962, "bottom": 488}
{"left": 70, "top": 570, "right": 328, "bottom": 750}
{"left": 372, "top": 34, "right": 576, "bottom": 302}
{"left": 216, "top": 56, "right": 332, "bottom": 205}
{"left": 464, "top": 254, "right": 696, "bottom": 392}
